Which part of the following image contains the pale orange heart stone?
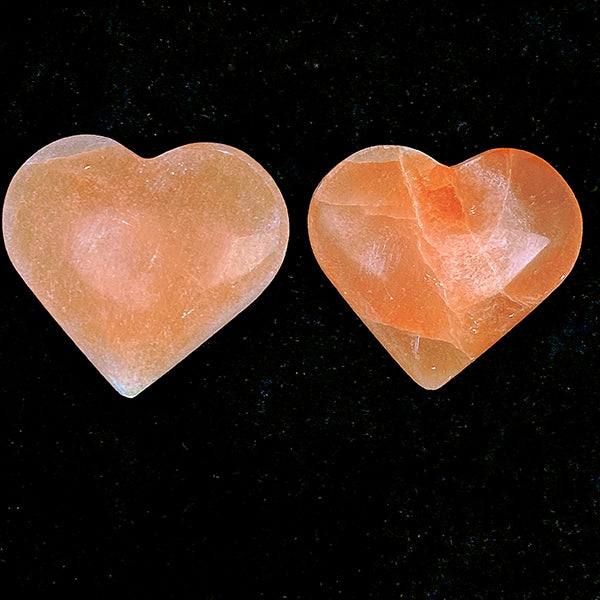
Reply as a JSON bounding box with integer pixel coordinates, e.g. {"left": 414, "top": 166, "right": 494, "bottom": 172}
{"left": 3, "top": 135, "right": 289, "bottom": 397}
{"left": 308, "top": 145, "right": 583, "bottom": 389}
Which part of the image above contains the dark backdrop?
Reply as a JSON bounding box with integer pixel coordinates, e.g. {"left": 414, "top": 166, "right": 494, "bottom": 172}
{"left": 1, "top": 2, "right": 599, "bottom": 598}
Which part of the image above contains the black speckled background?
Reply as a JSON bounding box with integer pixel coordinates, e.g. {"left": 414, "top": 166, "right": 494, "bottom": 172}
{"left": 1, "top": 2, "right": 599, "bottom": 598}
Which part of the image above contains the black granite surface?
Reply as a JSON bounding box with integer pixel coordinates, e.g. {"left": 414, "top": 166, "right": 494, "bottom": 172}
{"left": 1, "top": 2, "right": 599, "bottom": 598}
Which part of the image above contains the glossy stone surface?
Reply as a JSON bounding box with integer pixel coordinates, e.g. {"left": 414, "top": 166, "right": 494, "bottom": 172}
{"left": 3, "top": 135, "right": 289, "bottom": 397}
{"left": 308, "top": 145, "right": 583, "bottom": 389}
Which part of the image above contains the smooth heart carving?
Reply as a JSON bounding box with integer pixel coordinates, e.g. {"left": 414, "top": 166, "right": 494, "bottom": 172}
{"left": 3, "top": 135, "right": 289, "bottom": 397}
{"left": 308, "top": 145, "right": 582, "bottom": 389}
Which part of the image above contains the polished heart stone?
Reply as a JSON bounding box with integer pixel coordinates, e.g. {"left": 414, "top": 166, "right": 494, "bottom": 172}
{"left": 308, "top": 145, "right": 583, "bottom": 389}
{"left": 3, "top": 135, "right": 289, "bottom": 397}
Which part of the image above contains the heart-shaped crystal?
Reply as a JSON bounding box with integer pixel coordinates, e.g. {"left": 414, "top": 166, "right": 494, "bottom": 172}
{"left": 308, "top": 145, "right": 582, "bottom": 389}
{"left": 3, "top": 135, "right": 289, "bottom": 397}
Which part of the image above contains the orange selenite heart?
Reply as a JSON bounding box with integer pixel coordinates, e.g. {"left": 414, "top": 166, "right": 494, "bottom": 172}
{"left": 308, "top": 145, "right": 583, "bottom": 389}
{"left": 3, "top": 135, "right": 289, "bottom": 397}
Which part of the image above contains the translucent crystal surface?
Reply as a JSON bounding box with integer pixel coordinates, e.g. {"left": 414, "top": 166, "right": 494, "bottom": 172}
{"left": 308, "top": 146, "right": 582, "bottom": 389}
{"left": 3, "top": 135, "right": 289, "bottom": 397}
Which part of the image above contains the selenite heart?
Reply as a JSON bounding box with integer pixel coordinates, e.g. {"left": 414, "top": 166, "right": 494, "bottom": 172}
{"left": 308, "top": 145, "right": 583, "bottom": 389}
{"left": 3, "top": 135, "right": 289, "bottom": 397}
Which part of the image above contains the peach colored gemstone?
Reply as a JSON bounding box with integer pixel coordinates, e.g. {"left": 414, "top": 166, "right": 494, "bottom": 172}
{"left": 308, "top": 145, "right": 583, "bottom": 390}
{"left": 3, "top": 135, "right": 289, "bottom": 397}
